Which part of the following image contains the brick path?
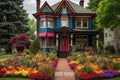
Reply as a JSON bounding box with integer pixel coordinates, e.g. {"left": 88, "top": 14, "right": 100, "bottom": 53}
{"left": 54, "top": 58, "right": 75, "bottom": 80}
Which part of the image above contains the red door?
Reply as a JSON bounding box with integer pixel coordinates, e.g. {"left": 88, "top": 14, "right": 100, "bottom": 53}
{"left": 61, "top": 35, "right": 69, "bottom": 51}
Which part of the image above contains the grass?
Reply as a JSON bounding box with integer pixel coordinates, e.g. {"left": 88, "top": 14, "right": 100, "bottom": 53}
{"left": 104, "top": 77, "right": 120, "bottom": 80}
{"left": 0, "top": 54, "right": 16, "bottom": 59}
{"left": 0, "top": 78, "right": 31, "bottom": 80}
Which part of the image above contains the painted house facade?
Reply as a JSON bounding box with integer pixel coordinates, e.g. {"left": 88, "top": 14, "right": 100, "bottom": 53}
{"left": 33, "top": 0, "right": 99, "bottom": 57}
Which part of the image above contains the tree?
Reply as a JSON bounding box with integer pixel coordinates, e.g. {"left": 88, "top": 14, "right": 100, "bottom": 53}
{"left": 28, "top": 19, "right": 36, "bottom": 40}
{"left": 0, "top": 0, "right": 29, "bottom": 52}
{"left": 30, "top": 38, "right": 40, "bottom": 54}
{"left": 96, "top": 0, "right": 120, "bottom": 54}
{"left": 96, "top": 0, "right": 120, "bottom": 30}
{"left": 87, "top": 0, "right": 101, "bottom": 12}
{"left": 9, "top": 34, "right": 30, "bottom": 52}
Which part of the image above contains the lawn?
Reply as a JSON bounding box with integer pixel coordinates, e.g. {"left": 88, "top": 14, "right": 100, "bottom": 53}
{"left": 104, "top": 77, "right": 120, "bottom": 80}
{"left": 0, "top": 78, "right": 31, "bottom": 80}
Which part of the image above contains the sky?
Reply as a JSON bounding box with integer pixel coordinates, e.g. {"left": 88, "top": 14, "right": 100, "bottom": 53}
{"left": 23, "top": 0, "right": 89, "bottom": 19}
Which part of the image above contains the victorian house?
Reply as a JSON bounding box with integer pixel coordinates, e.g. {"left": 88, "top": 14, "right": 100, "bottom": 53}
{"left": 33, "top": 0, "right": 99, "bottom": 57}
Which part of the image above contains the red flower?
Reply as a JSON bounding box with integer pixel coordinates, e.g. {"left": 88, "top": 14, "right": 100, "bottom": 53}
{"left": 29, "top": 72, "right": 51, "bottom": 80}
{"left": 0, "top": 68, "right": 6, "bottom": 77}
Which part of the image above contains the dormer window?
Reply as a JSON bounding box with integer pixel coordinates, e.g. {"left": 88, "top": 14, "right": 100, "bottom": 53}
{"left": 76, "top": 18, "right": 88, "bottom": 28}
{"left": 62, "top": 4, "right": 67, "bottom": 14}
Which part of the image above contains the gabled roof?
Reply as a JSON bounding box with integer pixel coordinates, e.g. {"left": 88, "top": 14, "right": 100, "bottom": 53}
{"left": 51, "top": 0, "right": 94, "bottom": 14}
{"left": 39, "top": 1, "right": 54, "bottom": 13}
{"left": 53, "top": 0, "right": 75, "bottom": 13}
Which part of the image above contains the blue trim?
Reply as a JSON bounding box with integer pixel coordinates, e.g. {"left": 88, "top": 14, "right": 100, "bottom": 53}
{"left": 67, "top": 7, "right": 71, "bottom": 13}
{"left": 37, "top": 19, "right": 40, "bottom": 33}
{"left": 69, "top": 17, "right": 73, "bottom": 28}
{"left": 42, "top": 6, "right": 52, "bottom": 12}
{"left": 54, "top": 18, "right": 61, "bottom": 29}
{"left": 88, "top": 18, "right": 92, "bottom": 30}
{"left": 39, "top": 28, "right": 54, "bottom": 33}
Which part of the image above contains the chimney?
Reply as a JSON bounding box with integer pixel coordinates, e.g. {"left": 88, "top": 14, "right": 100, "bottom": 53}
{"left": 36, "top": 0, "right": 40, "bottom": 12}
{"left": 79, "top": 0, "right": 84, "bottom": 7}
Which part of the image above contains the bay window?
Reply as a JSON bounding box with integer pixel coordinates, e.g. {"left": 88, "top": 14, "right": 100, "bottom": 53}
{"left": 48, "top": 18, "right": 53, "bottom": 28}
{"left": 40, "top": 18, "right": 46, "bottom": 28}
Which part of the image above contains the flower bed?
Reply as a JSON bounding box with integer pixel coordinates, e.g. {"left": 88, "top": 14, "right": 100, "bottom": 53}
{"left": 0, "top": 52, "right": 57, "bottom": 80}
{"left": 67, "top": 52, "right": 120, "bottom": 80}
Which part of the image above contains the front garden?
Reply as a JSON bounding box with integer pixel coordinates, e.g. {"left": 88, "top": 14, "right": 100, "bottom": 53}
{"left": 67, "top": 52, "right": 120, "bottom": 80}
{"left": 0, "top": 51, "right": 57, "bottom": 80}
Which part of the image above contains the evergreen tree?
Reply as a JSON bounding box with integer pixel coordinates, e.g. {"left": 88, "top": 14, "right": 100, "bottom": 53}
{"left": 0, "top": 0, "right": 29, "bottom": 52}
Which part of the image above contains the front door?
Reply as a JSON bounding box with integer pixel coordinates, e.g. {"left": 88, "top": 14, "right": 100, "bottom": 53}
{"left": 60, "top": 35, "right": 69, "bottom": 51}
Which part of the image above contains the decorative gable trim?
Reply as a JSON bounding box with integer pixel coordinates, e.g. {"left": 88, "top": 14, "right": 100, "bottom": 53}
{"left": 39, "top": 1, "right": 54, "bottom": 13}
{"left": 55, "top": 0, "right": 75, "bottom": 13}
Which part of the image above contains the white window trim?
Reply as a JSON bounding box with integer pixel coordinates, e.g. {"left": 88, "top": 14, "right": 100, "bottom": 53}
{"left": 76, "top": 18, "right": 88, "bottom": 28}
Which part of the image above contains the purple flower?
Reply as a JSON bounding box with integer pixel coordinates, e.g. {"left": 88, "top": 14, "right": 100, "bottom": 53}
{"left": 102, "top": 70, "right": 119, "bottom": 78}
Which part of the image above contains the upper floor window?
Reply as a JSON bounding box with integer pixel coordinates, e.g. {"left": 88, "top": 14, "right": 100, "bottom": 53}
{"left": 40, "top": 17, "right": 54, "bottom": 28}
{"left": 76, "top": 18, "right": 88, "bottom": 28}
{"left": 62, "top": 5, "right": 67, "bottom": 14}
{"left": 40, "top": 18, "right": 46, "bottom": 28}
{"left": 61, "top": 16, "right": 68, "bottom": 27}
{"left": 48, "top": 18, "right": 54, "bottom": 28}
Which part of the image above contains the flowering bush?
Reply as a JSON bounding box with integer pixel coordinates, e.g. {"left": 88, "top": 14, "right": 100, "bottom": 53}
{"left": 102, "top": 70, "right": 119, "bottom": 78}
{"left": 69, "top": 61, "right": 79, "bottom": 69}
{"left": 78, "top": 72, "right": 101, "bottom": 80}
{"left": 0, "top": 68, "right": 6, "bottom": 77}
{"left": 29, "top": 72, "right": 51, "bottom": 80}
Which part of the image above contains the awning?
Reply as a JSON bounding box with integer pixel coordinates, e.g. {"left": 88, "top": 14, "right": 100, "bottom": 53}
{"left": 39, "top": 32, "right": 54, "bottom": 38}
{"left": 47, "top": 33, "right": 54, "bottom": 38}
{"left": 39, "top": 33, "right": 47, "bottom": 38}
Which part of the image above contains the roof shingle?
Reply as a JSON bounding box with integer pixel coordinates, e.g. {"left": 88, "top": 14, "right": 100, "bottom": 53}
{"left": 51, "top": 0, "right": 95, "bottom": 13}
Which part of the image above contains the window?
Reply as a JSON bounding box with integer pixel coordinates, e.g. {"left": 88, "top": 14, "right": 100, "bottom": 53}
{"left": 48, "top": 38, "right": 54, "bottom": 48}
{"left": 40, "top": 18, "right": 46, "bottom": 28}
{"left": 75, "top": 35, "right": 88, "bottom": 47}
{"left": 48, "top": 18, "right": 54, "bottom": 28}
{"left": 40, "top": 38, "right": 46, "bottom": 48}
{"left": 61, "top": 16, "right": 68, "bottom": 27}
{"left": 76, "top": 18, "right": 88, "bottom": 28}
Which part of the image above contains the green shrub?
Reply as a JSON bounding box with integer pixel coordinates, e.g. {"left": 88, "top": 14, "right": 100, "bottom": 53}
{"left": 30, "top": 38, "right": 40, "bottom": 54}
{"left": 105, "top": 45, "right": 115, "bottom": 53}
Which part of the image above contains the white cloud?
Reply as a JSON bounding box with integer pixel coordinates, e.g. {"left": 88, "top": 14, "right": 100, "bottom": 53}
{"left": 23, "top": 0, "right": 89, "bottom": 19}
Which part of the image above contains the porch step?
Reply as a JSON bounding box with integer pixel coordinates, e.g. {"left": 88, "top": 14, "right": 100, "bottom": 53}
{"left": 57, "top": 51, "right": 71, "bottom": 58}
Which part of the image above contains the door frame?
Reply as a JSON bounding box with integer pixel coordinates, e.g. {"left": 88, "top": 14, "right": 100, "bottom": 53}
{"left": 60, "top": 35, "right": 70, "bottom": 52}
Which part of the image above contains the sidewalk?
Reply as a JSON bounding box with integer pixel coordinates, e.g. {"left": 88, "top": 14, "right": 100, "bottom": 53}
{"left": 54, "top": 58, "right": 75, "bottom": 80}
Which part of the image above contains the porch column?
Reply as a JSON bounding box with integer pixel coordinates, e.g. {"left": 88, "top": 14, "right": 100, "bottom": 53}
{"left": 96, "top": 35, "right": 99, "bottom": 50}
{"left": 71, "top": 35, "right": 73, "bottom": 46}
{"left": 56, "top": 34, "right": 58, "bottom": 47}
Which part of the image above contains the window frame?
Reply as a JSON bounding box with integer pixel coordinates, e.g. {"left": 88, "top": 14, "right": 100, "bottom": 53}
{"left": 76, "top": 18, "right": 88, "bottom": 28}
{"left": 47, "top": 18, "right": 54, "bottom": 28}
{"left": 40, "top": 38, "right": 46, "bottom": 48}
{"left": 48, "top": 38, "right": 54, "bottom": 48}
{"left": 61, "top": 16, "right": 68, "bottom": 27}
{"left": 40, "top": 17, "right": 47, "bottom": 28}
{"left": 75, "top": 35, "right": 88, "bottom": 47}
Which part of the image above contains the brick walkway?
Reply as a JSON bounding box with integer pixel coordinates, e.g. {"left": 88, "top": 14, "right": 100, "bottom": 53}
{"left": 54, "top": 58, "right": 75, "bottom": 80}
